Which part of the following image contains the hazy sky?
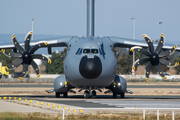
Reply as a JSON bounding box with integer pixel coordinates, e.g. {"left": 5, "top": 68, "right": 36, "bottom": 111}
{"left": 1, "top": 0, "right": 180, "bottom": 44}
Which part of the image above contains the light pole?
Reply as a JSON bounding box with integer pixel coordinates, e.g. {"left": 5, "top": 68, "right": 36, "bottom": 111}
{"left": 131, "top": 18, "right": 135, "bottom": 78}
{"left": 31, "top": 18, "right": 36, "bottom": 75}
{"left": 131, "top": 18, "right": 135, "bottom": 39}
{"left": 32, "top": 18, "right": 36, "bottom": 40}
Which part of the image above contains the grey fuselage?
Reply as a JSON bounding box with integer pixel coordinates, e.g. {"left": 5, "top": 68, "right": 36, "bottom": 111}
{"left": 64, "top": 36, "right": 117, "bottom": 88}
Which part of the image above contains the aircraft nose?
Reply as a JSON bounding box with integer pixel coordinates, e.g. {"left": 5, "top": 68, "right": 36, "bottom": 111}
{"left": 79, "top": 55, "right": 102, "bottom": 79}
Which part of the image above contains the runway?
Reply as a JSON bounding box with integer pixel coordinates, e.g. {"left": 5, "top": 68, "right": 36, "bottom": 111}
{"left": 1, "top": 95, "right": 180, "bottom": 109}
{"left": 0, "top": 84, "right": 180, "bottom": 110}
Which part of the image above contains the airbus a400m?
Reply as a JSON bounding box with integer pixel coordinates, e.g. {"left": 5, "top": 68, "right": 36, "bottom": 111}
{"left": 0, "top": 0, "right": 179, "bottom": 98}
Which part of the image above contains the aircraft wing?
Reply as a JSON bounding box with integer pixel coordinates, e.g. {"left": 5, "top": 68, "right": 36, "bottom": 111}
{"left": 108, "top": 36, "right": 180, "bottom": 51}
{"left": 0, "top": 32, "right": 73, "bottom": 79}
{"left": 0, "top": 36, "right": 73, "bottom": 49}
{"left": 109, "top": 35, "right": 180, "bottom": 81}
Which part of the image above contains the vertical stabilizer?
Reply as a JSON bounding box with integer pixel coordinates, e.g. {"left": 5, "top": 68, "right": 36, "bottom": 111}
{"left": 87, "top": 0, "right": 95, "bottom": 38}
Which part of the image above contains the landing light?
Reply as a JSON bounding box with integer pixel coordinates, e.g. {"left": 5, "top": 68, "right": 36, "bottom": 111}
{"left": 60, "top": 82, "right": 63, "bottom": 86}
{"left": 118, "top": 83, "right": 121, "bottom": 86}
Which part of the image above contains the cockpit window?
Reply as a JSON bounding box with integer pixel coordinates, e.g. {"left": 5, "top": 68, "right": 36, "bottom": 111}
{"left": 83, "top": 49, "right": 90, "bottom": 54}
{"left": 83, "top": 49, "right": 99, "bottom": 54}
{"left": 76, "top": 48, "right": 83, "bottom": 55}
{"left": 91, "top": 49, "right": 98, "bottom": 54}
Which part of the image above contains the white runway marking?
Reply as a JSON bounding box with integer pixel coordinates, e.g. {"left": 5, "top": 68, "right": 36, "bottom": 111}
{"left": 85, "top": 100, "right": 180, "bottom": 108}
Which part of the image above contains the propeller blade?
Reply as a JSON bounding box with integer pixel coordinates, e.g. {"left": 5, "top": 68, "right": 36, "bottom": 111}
{"left": 155, "top": 33, "right": 165, "bottom": 54}
{"left": 142, "top": 34, "right": 154, "bottom": 53}
{"left": 145, "top": 62, "right": 153, "bottom": 82}
{"left": 159, "top": 58, "right": 179, "bottom": 67}
{"left": 31, "top": 60, "right": 40, "bottom": 78}
{"left": 130, "top": 46, "right": 151, "bottom": 56}
{"left": 155, "top": 64, "right": 167, "bottom": 79}
{"left": 132, "top": 57, "right": 150, "bottom": 70}
{"left": 159, "top": 45, "right": 177, "bottom": 58}
{"left": 25, "top": 31, "right": 33, "bottom": 53}
{"left": 29, "top": 42, "right": 49, "bottom": 54}
{"left": 18, "top": 63, "right": 28, "bottom": 80}
{"left": 31, "top": 54, "right": 51, "bottom": 64}
{"left": 6, "top": 58, "right": 23, "bottom": 70}
{"left": 1, "top": 49, "right": 22, "bottom": 58}
{"left": 12, "top": 34, "right": 24, "bottom": 54}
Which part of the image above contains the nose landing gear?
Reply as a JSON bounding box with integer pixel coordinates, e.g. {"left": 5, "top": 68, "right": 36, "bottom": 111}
{"left": 84, "top": 90, "right": 97, "bottom": 98}
{"left": 92, "top": 90, "right": 96, "bottom": 98}
{"left": 84, "top": 90, "right": 89, "bottom": 98}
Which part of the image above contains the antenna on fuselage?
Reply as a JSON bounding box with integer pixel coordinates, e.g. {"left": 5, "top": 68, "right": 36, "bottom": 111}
{"left": 87, "top": 0, "right": 95, "bottom": 38}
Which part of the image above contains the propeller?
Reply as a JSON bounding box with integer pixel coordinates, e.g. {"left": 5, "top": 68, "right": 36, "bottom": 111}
{"left": 1, "top": 31, "right": 51, "bottom": 80}
{"left": 130, "top": 33, "right": 179, "bottom": 82}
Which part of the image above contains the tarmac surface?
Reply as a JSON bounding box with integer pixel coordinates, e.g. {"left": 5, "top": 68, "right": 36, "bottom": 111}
{"left": 0, "top": 84, "right": 180, "bottom": 114}
{"left": 1, "top": 95, "right": 180, "bottom": 109}
{"left": 0, "top": 84, "right": 180, "bottom": 88}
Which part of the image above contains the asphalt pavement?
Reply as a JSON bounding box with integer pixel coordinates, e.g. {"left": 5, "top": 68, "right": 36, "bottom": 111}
{"left": 0, "top": 84, "right": 180, "bottom": 88}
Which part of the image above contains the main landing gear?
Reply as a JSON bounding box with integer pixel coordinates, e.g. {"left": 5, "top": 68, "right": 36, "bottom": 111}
{"left": 84, "top": 90, "right": 96, "bottom": 98}
{"left": 55, "top": 92, "right": 68, "bottom": 98}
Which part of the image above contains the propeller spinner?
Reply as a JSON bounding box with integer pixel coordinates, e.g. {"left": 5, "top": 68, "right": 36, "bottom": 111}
{"left": 130, "top": 33, "right": 179, "bottom": 82}
{"left": 1, "top": 31, "right": 51, "bottom": 80}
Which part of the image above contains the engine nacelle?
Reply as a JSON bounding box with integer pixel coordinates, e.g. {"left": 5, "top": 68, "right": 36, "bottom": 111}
{"left": 105, "top": 75, "right": 127, "bottom": 93}
{"left": 54, "top": 74, "right": 74, "bottom": 93}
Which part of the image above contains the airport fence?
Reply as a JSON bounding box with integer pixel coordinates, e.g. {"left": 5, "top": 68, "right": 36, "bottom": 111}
{"left": 1, "top": 96, "right": 180, "bottom": 120}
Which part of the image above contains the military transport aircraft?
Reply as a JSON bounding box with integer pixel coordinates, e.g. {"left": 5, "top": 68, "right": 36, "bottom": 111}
{"left": 0, "top": 0, "right": 179, "bottom": 98}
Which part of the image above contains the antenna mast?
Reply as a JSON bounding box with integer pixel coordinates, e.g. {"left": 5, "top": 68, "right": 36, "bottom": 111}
{"left": 87, "top": 0, "right": 95, "bottom": 38}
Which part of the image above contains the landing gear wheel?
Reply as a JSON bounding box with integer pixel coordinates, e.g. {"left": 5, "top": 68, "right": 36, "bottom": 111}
{"left": 92, "top": 90, "right": 96, "bottom": 98}
{"left": 113, "top": 92, "right": 117, "bottom": 98}
{"left": 84, "top": 90, "right": 89, "bottom": 98}
{"left": 63, "top": 92, "right": 68, "bottom": 98}
{"left": 55, "top": 92, "right": 60, "bottom": 98}
{"left": 121, "top": 93, "right": 125, "bottom": 98}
